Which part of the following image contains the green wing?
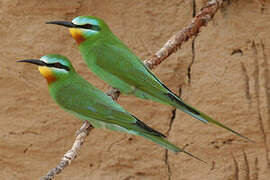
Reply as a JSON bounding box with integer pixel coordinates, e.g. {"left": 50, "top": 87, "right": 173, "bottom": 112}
{"left": 93, "top": 42, "right": 170, "bottom": 100}
{"left": 53, "top": 77, "right": 207, "bottom": 160}
{"left": 53, "top": 77, "right": 163, "bottom": 137}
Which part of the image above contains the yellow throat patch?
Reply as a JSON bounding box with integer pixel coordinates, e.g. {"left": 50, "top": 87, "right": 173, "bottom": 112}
{"left": 69, "top": 28, "right": 86, "bottom": 45}
{"left": 38, "top": 66, "right": 56, "bottom": 84}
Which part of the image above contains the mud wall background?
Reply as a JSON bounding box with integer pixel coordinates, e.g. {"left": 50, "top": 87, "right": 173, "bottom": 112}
{"left": 0, "top": 0, "right": 269, "bottom": 179}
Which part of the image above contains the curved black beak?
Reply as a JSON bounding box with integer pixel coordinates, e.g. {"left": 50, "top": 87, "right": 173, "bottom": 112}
{"left": 46, "top": 21, "right": 76, "bottom": 28}
{"left": 17, "top": 59, "right": 47, "bottom": 66}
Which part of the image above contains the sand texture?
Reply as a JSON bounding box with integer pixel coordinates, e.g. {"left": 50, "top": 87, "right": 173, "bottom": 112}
{"left": 0, "top": 0, "right": 270, "bottom": 179}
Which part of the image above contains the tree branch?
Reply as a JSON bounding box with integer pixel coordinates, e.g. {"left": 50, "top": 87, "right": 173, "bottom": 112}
{"left": 40, "top": 121, "right": 94, "bottom": 180}
{"left": 144, "top": 0, "right": 223, "bottom": 69}
{"left": 40, "top": 0, "right": 225, "bottom": 179}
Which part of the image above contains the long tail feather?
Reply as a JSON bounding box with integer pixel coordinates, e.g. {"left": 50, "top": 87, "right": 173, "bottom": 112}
{"left": 167, "top": 93, "right": 253, "bottom": 142}
{"left": 139, "top": 132, "right": 207, "bottom": 164}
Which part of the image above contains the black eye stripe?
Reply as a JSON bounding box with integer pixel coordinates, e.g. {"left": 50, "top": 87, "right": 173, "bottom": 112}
{"left": 76, "top": 23, "right": 101, "bottom": 31}
{"left": 79, "top": 24, "right": 93, "bottom": 29}
{"left": 47, "top": 62, "right": 70, "bottom": 71}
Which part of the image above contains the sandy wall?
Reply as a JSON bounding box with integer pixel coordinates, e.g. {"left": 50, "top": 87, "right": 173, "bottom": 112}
{"left": 0, "top": 0, "right": 269, "bottom": 179}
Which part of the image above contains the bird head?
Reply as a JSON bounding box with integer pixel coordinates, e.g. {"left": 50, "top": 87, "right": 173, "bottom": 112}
{"left": 18, "top": 54, "right": 75, "bottom": 84}
{"left": 46, "top": 16, "right": 110, "bottom": 45}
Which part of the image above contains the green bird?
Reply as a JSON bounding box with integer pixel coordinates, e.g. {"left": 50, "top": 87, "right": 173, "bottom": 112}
{"left": 18, "top": 54, "right": 206, "bottom": 163}
{"left": 47, "top": 16, "right": 251, "bottom": 141}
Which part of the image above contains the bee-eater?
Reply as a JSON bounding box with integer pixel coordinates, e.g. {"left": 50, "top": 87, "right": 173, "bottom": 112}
{"left": 47, "top": 16, "right": 251, "bottom": 141}
{"left": 18, "top": 54, "right": 206, "bottom": 162}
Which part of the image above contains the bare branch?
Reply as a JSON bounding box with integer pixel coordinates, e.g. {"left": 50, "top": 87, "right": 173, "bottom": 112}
{"left": 40, "top": 122, "right": 93, "bottom": 180}
{"left": 144, "top": 0, "right": 223, "bottom": 69}
{"left": 106, "top": 87, "right": 121, "bottom": 101}
{"left": 40, "top": 0, "right": 225, "bottom": 179}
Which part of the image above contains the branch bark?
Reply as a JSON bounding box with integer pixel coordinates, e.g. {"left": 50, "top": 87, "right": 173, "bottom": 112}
{"left": 40, "top": 0, "right": 225, "bottom": 179}
{"left": 40, "top": 122, "right": 93, "bottom": 180}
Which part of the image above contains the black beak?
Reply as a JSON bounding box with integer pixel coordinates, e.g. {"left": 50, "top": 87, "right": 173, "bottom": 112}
{"left": 46, "top": 21, "right": 76, "bottom": 28}
{"left": 17, "top": 59, "right": 47, "bottom": 66}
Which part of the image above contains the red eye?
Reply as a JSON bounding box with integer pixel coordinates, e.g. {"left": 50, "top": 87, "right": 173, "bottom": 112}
{"left": 81, "top": 24, "right": 93, "bottom": 29}
{"left": 48, "top": 62, "right": 70, "bottom": 71}
{"left": 79, "top": 24, "right": 101, "bottom": 31}
{"left": 53, "top": 62, "right": 63, "bottom": 68}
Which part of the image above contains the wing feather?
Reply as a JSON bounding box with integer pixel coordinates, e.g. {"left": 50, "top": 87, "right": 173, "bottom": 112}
{"left": 94, "top": 43, "right": 170, "bottom": 98}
